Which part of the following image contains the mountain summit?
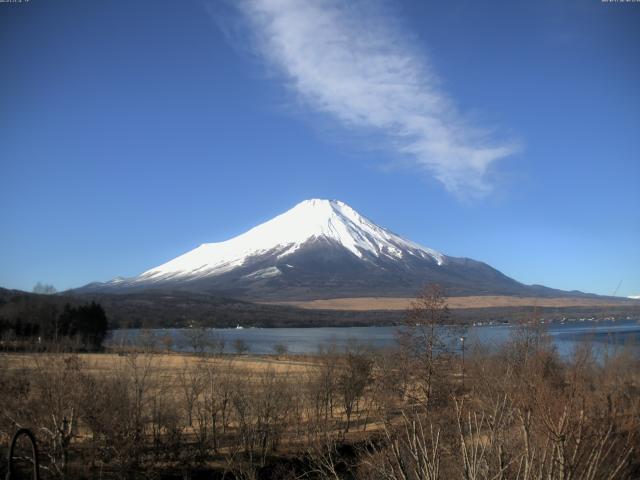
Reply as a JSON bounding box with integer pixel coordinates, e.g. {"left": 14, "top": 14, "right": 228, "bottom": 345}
{"left": 141, "top": 199, "right": 444, "bottom": 283}
{"left": 80, "top": 199, "right": 574, "bottom": 300}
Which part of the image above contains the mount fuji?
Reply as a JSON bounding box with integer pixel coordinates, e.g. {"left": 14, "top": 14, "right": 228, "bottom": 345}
{"left": 78, "top": 199, "right": 578, "bottom": 300}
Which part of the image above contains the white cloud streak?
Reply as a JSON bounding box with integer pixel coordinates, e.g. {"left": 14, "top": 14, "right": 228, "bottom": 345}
{"left": 236, "top": 0, "right": 519, "bottom": 197}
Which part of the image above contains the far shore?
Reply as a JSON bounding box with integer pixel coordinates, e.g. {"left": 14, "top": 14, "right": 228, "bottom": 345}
{"left": 265, "top": 295, "right": 640, "bottom": 311}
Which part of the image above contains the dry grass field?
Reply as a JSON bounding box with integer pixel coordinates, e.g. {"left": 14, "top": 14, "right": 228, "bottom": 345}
{"left": 1, "top": 322, "right": 639, "bottom": 479}
{"left": 270, "top": 295, "right": 639, "bottom": 310}
{"left": 0, "top": 351, "right": 316, "bottom": 376}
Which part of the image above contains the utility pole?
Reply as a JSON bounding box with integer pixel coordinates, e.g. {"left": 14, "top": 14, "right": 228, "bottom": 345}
{"left": 460, "top": 336, "right": 466, "bottom": 392}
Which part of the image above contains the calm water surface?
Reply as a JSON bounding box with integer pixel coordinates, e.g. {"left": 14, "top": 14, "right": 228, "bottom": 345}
{"left": 108, "top": 319, "right": 640, "bottom": 358}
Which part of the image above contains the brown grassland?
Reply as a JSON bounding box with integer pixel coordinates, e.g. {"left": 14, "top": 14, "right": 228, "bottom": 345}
{"left": 269, "top": 296, "right": 640, "bottom": 311}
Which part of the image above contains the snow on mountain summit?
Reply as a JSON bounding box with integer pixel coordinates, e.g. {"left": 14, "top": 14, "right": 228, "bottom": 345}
{"left": 138, "top": 199, "right": 444, "bottom": 282}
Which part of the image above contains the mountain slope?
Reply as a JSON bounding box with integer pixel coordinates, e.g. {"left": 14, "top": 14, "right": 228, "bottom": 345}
{"left": 139, "top": 199, "right": 444, "bottom": 282}
{"left": 77, "top": 199, "right": 589, "bottom": 300}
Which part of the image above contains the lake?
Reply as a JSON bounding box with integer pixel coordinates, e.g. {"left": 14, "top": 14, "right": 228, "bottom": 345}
{"left": 107, "top": 318, "right": 640, "bottom": 358}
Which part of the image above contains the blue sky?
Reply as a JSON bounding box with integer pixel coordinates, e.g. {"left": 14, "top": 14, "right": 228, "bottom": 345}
{"left": 1, "top": 0, "right": 639, "bottom": 297}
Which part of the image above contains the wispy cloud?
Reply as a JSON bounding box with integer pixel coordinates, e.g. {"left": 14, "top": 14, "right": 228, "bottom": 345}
{"left": 233, "top": 0, "right": 519, "bottom": 198}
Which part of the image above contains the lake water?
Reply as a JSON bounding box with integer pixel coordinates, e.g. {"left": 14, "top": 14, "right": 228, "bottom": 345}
{"left": 108, "top": 319, "right": 640, "bottom": 359}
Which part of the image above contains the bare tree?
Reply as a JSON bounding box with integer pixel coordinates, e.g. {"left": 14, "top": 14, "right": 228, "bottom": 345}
{"left": 28, "top": 354, "right": 82, "bottom": 478}
{"left": 233, "top": 338, "right": 250, "bottom": 355}
{"left": 363, "top": 412, "right": 441, "bottom": 480}
{"left": 137, "top": 328, "right": 159, "bottom": 353}
{"left": 273, "top": 342, "right": 288, "bottom": 357}
{"left": 160, "top": 334, "right": 174, "bottom": 353}
{"left": 370, "top": 347, "right": 407, "bottom": 422}
{"left": 397, "top": 283, "right": 452, "bottom": 408}
{"left": 338, "top": 344, "right": 372, "bottom": 433}
{"left": 177, "top": 361, "right": 204, "bottom": 427}
{"left": 200, "top": 359, "right": 236, "bottom": 452}
{"left": 183, "top": 327, "right": 209, "bottom": 355}
{"left": 82, "top": 352, "right": 158, "bottom": 479}
{"left": 308, "top": 343, "right": 339, "bottom": 435}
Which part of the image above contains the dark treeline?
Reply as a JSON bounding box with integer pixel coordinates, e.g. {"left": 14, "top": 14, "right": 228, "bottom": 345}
{"left": 2, "top": 287, "right": 637, "bottom": 330}
{"left": 73, "top": 291, "right": 640, "bottom": 329}
{"left": 0, "top": 293, "right": 108, "bottom": 350}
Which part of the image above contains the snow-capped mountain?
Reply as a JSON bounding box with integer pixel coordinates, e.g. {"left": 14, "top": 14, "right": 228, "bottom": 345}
{"left": 140, "top": 199, "right": 444, "bottom": 282}
{"left": 78, "top": 199, "right": 574, "bottom": 300}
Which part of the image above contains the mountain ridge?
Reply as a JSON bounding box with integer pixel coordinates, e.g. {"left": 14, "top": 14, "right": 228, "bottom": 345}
{"left": 75, "top": 199, "right": 599, "bottom": 300}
